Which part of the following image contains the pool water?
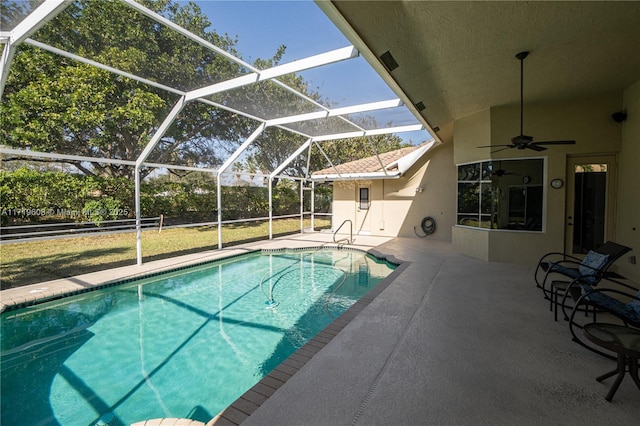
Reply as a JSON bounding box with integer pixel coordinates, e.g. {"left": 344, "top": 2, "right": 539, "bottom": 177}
{"left": 1, "top": 249, "right": 395, "bottom": 426}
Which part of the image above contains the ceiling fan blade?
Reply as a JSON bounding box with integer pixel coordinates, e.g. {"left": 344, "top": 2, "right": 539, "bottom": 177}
{"left": 531, "top": 140, "right": 576, "bottom": 146}
{"left": 491, "top": 147, "right": 513, "bottom": 153}
{"left": 526, "top": 144, "right": 547, "bottom": 152}
{"left": 477, "top": 144, "right": 513, "bottom": 148}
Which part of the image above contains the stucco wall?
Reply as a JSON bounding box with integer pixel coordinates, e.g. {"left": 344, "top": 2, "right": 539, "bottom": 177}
{"left": 330, "top": 142, "right": 456, "bottom": 242}
{"left": 452, "top": 226, "right": 489, "bottom": 261}
{"left": 615, "top": 80, "right": 640, "bottom": 282}
{"left": 453, "top": 109, "right": 491, "bottom": 165}
{"left": 397, "top": 142, "right": 456, "bottom": 240}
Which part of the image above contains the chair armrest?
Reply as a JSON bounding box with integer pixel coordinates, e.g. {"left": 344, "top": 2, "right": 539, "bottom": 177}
{"left": 543, "top": 259, "right": 583, "bottom": 273}
{"left": 587, "top": 275, "right": 639, "bottom": 292}
{"left": 537, "top": 252, "right": 582, "bottom": 267}
{"left": 581, "top": 287, "right": 640, "bottom": 302}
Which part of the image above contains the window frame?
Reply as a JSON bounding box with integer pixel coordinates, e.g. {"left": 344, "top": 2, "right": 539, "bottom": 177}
{"left": 359, "top": 187, "right": 370, "bottom": 210}
{"left": 456, "top": 157, "right": 546, "bottom": 232}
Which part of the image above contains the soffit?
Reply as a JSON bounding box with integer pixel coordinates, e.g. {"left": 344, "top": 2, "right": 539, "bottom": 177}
{"left": 323, "top": 1, "right": 640, "bottom": 144}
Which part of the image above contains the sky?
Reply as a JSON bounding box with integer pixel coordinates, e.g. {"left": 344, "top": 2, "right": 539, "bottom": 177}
{"left": 189, "top": 0, "right": 431, "bottom": 144}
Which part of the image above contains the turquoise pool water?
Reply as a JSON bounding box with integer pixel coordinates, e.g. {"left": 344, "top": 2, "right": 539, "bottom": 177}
{"left": 1, "top": 249, "right": 395, "bottom": 425}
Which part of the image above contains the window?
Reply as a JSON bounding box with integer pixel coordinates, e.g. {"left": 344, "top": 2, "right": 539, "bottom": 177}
{"left": 457, "top": 159, "right": 544, "bottom": 231}
{"left": 359, "top": 187, "right": 369, "bottom": 210}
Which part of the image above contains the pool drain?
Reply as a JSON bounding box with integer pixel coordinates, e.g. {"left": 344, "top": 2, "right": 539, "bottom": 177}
{"left": 265, "top": 299, "right": 280, "bottom": 309}
{"left": 95, "top": 412, "right": 115, "bottom": 425}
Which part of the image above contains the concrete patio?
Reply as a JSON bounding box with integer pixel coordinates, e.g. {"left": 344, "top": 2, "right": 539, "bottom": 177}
{"left": 2, "top": 233, "right": 638, "bottom": 425}
{"left": 231, "top": 235, "right": 640, "bottom": 425}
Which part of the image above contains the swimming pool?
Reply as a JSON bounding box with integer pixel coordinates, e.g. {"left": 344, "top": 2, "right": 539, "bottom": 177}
{"left": 1, "top": 248, "right": 396, "bottom": 425}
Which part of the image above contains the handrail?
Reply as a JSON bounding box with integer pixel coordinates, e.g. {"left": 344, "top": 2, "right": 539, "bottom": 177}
{"left": 333, "top": 219, "right": 352, "bottom": 244}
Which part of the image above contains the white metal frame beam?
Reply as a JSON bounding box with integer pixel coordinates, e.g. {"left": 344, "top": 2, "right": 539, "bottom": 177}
{"left": 185, "top": 46, "right": 358, "bottom": 101}
{"left": 311, "top": 124, "right": 424, "bottom": 142}
{"left": 329, "top": 99, "right": 403, "bottom": 116}
{"left": 265, "top": 98, "right": 402, "bottom": 127}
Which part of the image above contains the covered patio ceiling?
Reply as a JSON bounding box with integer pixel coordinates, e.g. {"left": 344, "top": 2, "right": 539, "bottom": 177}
{"left": 318, "top": 1, "right": 640, "bottom": 145}
{"left": 0, "top": 0, "right": 435, "bottom": 180}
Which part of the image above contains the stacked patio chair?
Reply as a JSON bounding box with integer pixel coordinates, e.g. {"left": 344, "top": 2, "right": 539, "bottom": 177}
{"left": 562, "top": 276, "right": 640, "bottom": 359}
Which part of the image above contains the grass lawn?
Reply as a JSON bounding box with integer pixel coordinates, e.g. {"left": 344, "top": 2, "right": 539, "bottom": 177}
{"left": 0, "top": 218, "right": 330, "bottom": 290}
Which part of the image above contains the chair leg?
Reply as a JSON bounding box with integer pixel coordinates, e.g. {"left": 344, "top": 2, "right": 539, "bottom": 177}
{"left": 630, "top": 358, "right": 640, "bottom": 390}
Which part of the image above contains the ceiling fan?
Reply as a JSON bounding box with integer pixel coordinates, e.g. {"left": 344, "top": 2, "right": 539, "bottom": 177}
{"left": 479, "top": 51, "right": 576, "bottom": 153}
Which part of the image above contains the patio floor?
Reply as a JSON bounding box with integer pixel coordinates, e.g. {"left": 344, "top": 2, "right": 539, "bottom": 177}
{"left": 2, "top": 233, "right": 639, "bottom": 424}
{"left": 232, "top": 235, "right": 640, "bottom": 425}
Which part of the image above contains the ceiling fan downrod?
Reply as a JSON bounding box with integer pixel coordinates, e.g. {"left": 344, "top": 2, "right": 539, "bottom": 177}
{"left": 515, "top": 51, "right": 529, "bottom": 137}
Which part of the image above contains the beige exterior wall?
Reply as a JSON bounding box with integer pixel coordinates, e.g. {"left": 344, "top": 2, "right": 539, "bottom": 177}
{"left": 329, "top": 85, "right": 638, "bottom": 278}
{"left": 615, "top": 80, "right": 640, "bottom": 282}
{"left": 330, "top": 143, "right": 456, "bottom": 242}
{"left": 452, "top": 226, "right": 489, "bottom": 261}
{"left": 452, "top": 91, "right": 638, "bottom": 271}
{"left": 453, "top": 109, "right": 492, "bottom": 165}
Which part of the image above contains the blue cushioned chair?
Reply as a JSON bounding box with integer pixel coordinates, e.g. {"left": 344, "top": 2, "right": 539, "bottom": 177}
{"left": 534, "top": 241, "right": 632, "bottom": 300}
{"left": 563, "top": 276, "right": 640, "bottom": 359}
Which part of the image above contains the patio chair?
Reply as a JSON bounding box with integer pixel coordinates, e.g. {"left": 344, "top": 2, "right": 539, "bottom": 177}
{"left": 563, "top": 276, "right": 640, "bottom": 359}
{"left": 534, "top": 241, "right": 631, "bottom": 301}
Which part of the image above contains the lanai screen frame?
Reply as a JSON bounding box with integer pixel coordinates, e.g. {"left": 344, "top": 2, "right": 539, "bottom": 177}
{"left": 0, "top": 0, "right": 434, "bottom": 265}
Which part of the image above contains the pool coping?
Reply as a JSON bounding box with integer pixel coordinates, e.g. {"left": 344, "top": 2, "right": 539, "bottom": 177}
{"left": 1, "top": 244, "right": 400, "bottom": 313}
{"left": 207, "top": 256, "right": 410, "bottom": 426}
{"left": 0, "top": 249, "right": 260, "bottom": 313}
{"left": 0, "top": 234, "right": 395, "bottom": 313}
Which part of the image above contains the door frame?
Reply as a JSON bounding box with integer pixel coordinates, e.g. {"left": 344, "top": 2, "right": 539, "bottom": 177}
{"left": 565, "top": 155, "right": 617, "bottom": 256}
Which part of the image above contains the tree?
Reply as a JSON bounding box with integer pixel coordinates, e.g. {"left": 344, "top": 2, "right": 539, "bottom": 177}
{"left": 1, "top": 0, "right": 255, "bottom": 179}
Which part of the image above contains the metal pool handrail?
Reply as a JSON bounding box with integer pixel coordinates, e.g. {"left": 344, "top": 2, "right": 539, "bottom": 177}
{"left": 333, "top": 219, "right": 353, "bottom": 244}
